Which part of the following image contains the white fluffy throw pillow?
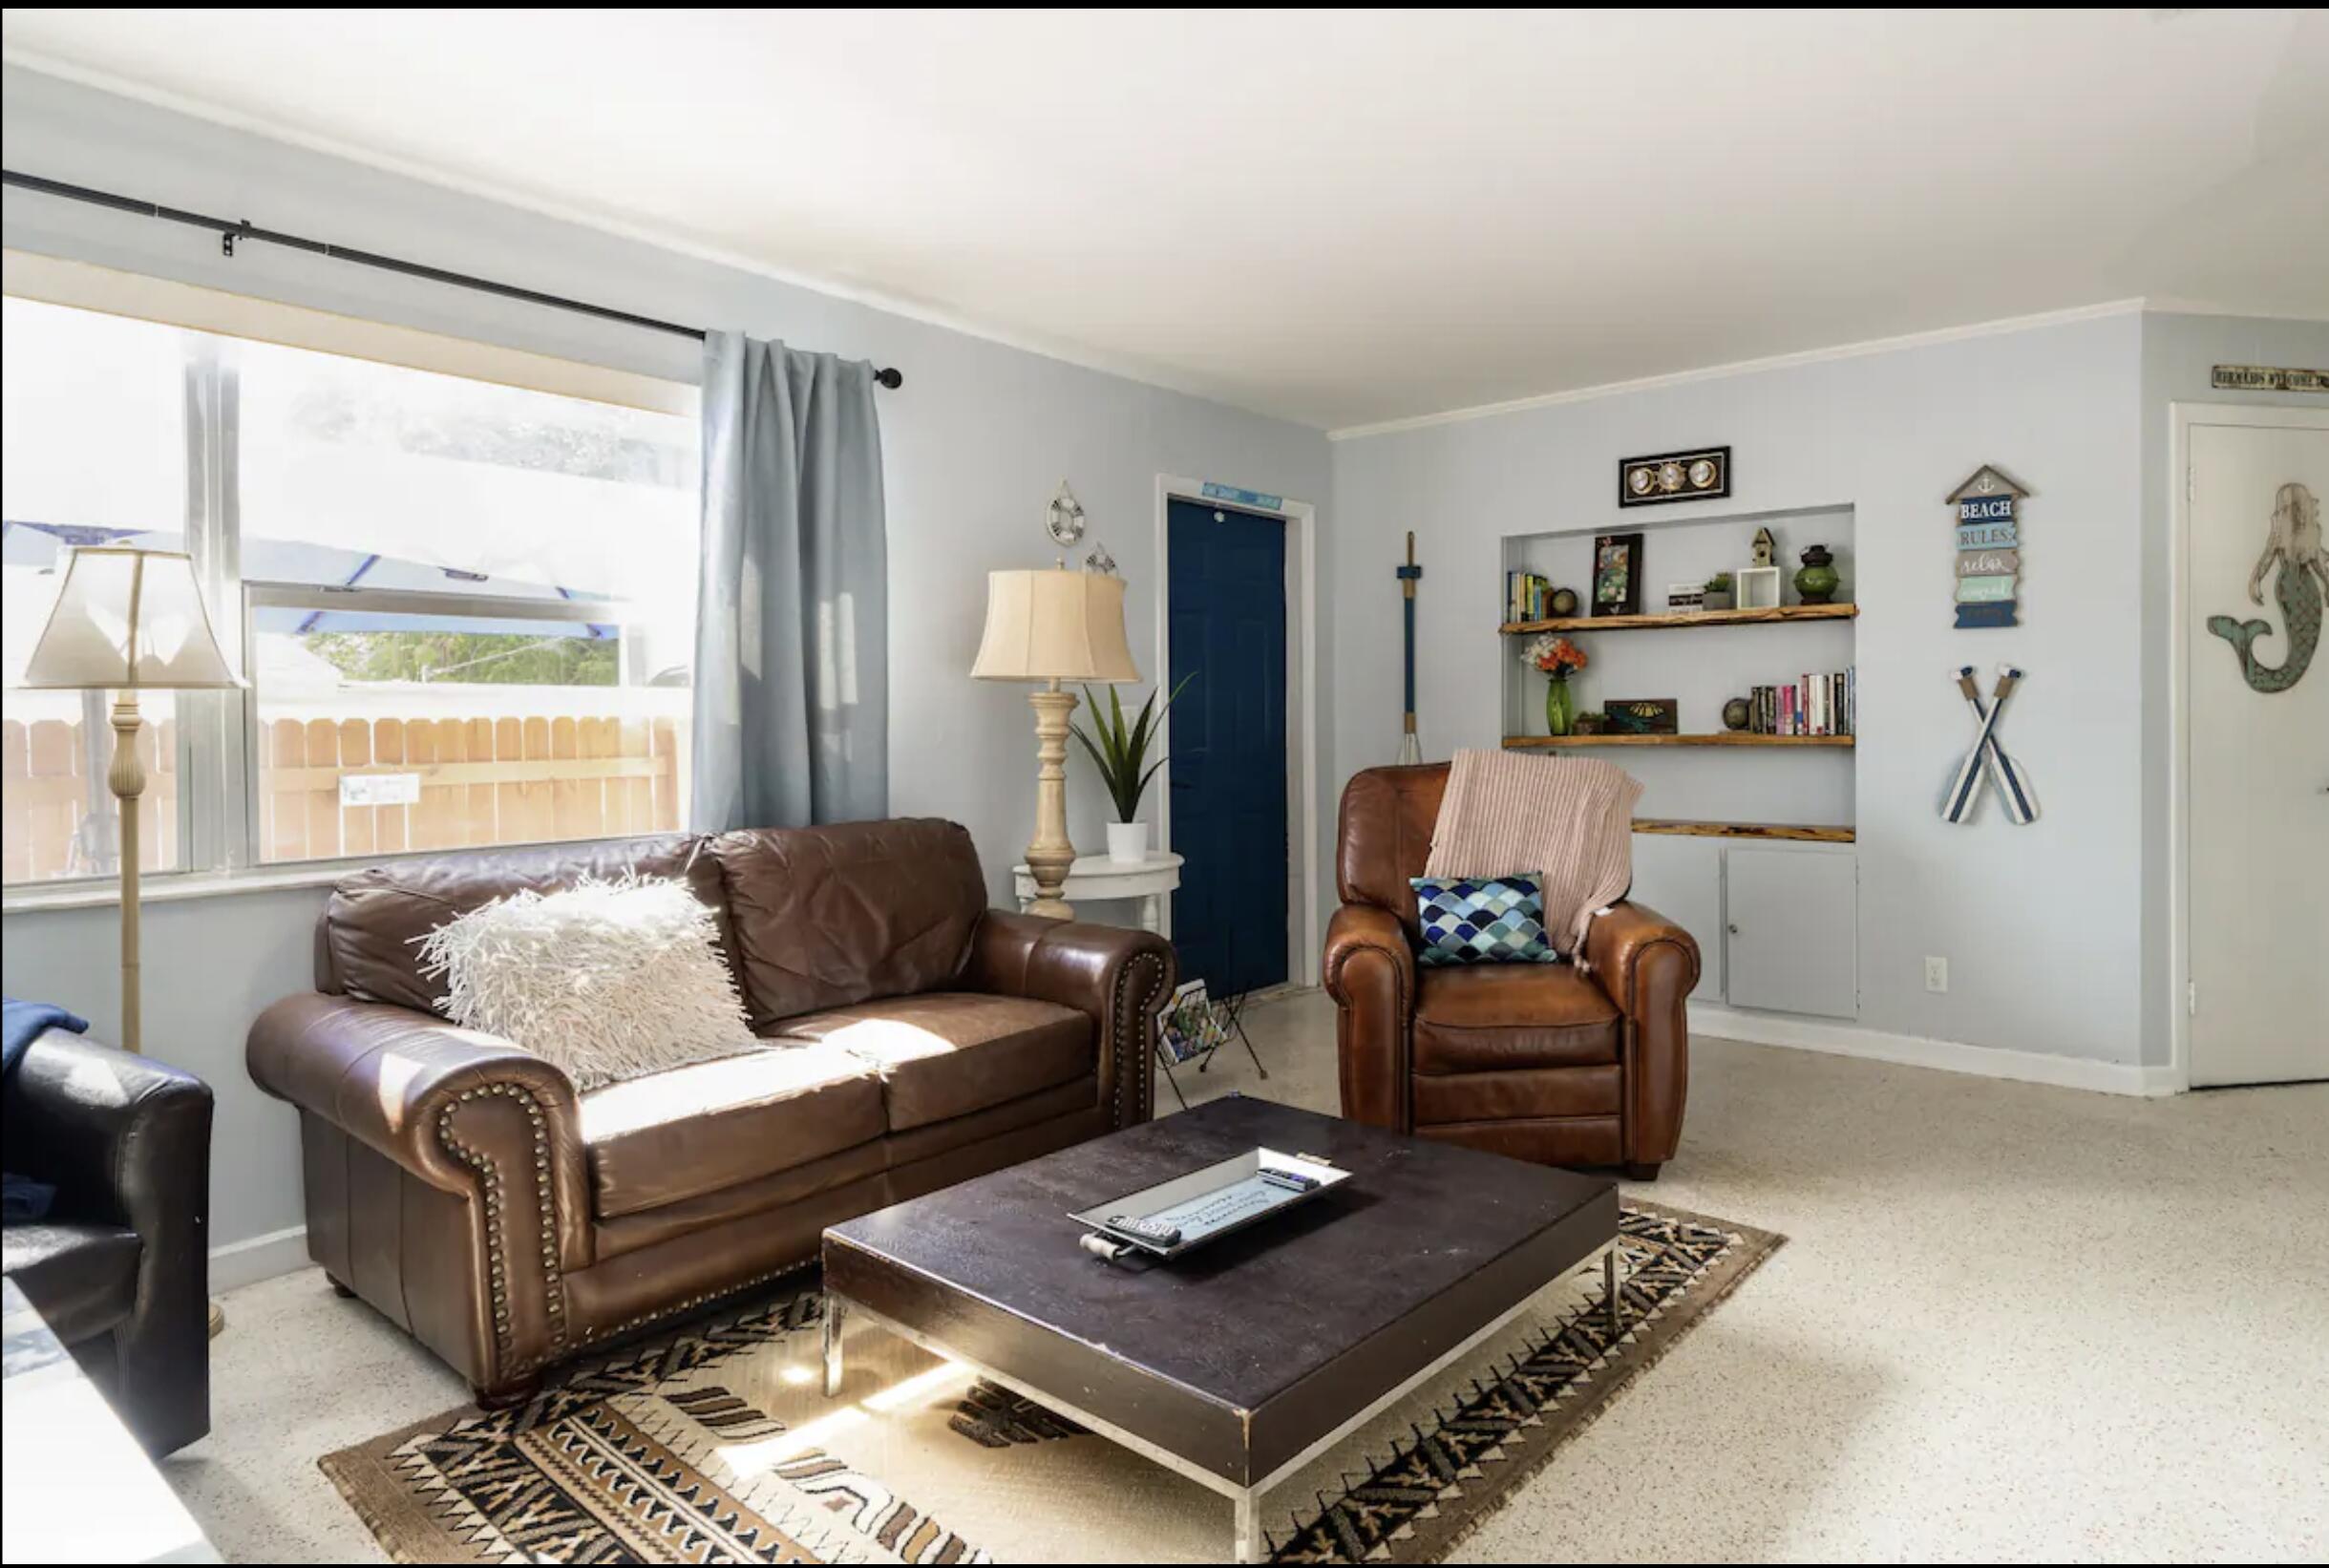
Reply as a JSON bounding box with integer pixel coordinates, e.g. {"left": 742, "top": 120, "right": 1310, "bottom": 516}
{"left": 413, "top": 874, "right": 761, "bottom": 1092}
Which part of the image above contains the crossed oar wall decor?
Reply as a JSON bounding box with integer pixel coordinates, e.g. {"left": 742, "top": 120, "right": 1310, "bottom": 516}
{"left": 1941, "top": 664, "right": 2039, "bottom": 825}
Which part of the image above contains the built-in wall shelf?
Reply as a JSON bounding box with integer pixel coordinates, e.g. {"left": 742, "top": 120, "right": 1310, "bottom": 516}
{"left": 1500, "top": 502, "right": 1859, "bottom": 841}
{"left": 1501, "top": 602, "right": 1858, "bottom": 635}
{"left": 1502, "top": 732, "right": 1854, "bottom": 749}
{"left": 1634, "top": 818, "right": 1855, "bottom": 843}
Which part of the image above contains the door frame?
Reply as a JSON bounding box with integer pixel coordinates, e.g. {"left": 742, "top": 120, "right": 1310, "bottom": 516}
{"left": 1152, "top": 475, "right": 1322, "bottom": 988}
{"left": 2167, "top": 401, "right": 2329, "bottom": 1088}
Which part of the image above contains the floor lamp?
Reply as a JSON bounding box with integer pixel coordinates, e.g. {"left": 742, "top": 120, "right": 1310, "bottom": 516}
{"left": 21, "top": 546, "right": 243, "bottom": 1334}
{"left": 970, "top": 566, "right": 1139, "bottom": 918}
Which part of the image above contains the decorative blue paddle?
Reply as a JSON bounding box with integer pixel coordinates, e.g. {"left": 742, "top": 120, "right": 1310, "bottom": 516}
{"left": 1397, "top": 531, "right": 1424, "bottom": 764}
{"left": 1941, "top": 665, "right": 2038, "bottom": 825}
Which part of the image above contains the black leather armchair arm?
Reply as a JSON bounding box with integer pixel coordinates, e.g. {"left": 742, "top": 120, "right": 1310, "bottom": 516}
{"left": 2, "top": 1030, "right": 213, "bottom": 1454}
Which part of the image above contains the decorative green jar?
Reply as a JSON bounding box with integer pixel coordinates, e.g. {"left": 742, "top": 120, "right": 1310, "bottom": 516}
{"left": 1797, "top": 544, "right": 1834, "bottom": 605}
{"left": 1544, "top": 674, "right": 1577, "bottom": 737}
{"left": 1795, "top": 543, "right": 1840, "bottom": 604}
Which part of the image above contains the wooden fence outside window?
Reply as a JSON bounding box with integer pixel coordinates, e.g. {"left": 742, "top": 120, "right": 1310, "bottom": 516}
{"left": 2, "top": 711, "right": 688, "bottom": 882}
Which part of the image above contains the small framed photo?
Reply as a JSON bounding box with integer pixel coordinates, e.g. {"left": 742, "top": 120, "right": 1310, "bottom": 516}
{"left": 1736, "top": 565, "right": 1783, "bottom": 609}
{"left": 1666, "top": 583, "right": 1705, "bottom": 612}
{"left": 1592, "top": 532, "right": 1644, "bottom": 616}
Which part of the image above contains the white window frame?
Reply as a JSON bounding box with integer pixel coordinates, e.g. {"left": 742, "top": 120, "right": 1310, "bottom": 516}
{"left": 2, "top": 257, "right": 698, "bottom": 909}
{"left": 236, "top": 582, "right": 639, "bottom": 875}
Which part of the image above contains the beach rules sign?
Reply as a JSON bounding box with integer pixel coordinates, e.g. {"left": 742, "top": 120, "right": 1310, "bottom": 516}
{"left": 1947, "top": 465, "right": 2028, "bottom": 628}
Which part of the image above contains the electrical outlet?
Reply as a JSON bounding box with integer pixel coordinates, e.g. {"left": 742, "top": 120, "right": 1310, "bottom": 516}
{"left": 1924, "top": 956, "right": 1949, "bottom": 993}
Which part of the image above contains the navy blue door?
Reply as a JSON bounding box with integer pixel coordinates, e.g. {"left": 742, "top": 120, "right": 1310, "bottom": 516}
{"left": 1167, "top": 498, "right": 1287, "bottom": 998}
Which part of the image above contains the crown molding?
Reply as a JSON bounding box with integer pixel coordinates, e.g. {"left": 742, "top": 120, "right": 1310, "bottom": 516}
{"left": 1327, "top": 299, "right": 2157, "bottom": 441}
{"left": 1, "top": 49, "right": 1301, "bottom": 428}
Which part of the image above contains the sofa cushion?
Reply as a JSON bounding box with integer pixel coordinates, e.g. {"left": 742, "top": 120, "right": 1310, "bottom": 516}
{"left": 1411, "top": 964, "right": 1620, "bottom": 1074}
{"left": 323, "top": 835, "right": 725, "bottom": 1016}
{"left": 773, "top": 991, "right": 1093, "bottom": 1133}
{"left": 578, "top": 1043, "right": 884, "bottom": 1218}
{"left": 711, "top": 819, "right": 987, "bottom": 1028}
{"left": 2, "top": 1221, "right": 141, "bottom": 1346}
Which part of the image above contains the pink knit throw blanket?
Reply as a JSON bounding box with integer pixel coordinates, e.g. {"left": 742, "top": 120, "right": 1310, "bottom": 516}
{"left": 1423, "top": 749, "right": 1642, "bottom": 960}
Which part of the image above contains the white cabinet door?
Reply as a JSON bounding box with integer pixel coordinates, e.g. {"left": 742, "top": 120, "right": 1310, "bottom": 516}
{"left": 1723, "top": 847, "right": 1857, "bottom": 1018}
{"left": 1627, "top": 834, "right": 1723, "bottom": 998}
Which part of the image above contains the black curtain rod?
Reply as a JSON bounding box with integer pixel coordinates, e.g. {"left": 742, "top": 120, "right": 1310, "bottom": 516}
{"left": 1, "top": 169, "right": 903, "bottom": 390}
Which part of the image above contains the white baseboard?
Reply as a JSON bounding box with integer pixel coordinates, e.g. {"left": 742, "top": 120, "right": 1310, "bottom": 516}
{"left": 1688, "top": 1002, "right": 2184, "bottom": 1097}
{"left": 207, "top": 1224, "right": 310, "bottom": 1292}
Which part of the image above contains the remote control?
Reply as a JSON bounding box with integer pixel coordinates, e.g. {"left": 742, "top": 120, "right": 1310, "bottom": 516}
{"left": 1107, "top": 1214, "right": 1183, "bottom": 1248}
{"left": 1260, "top": 1167, "right": 1320, "bottom": 1193}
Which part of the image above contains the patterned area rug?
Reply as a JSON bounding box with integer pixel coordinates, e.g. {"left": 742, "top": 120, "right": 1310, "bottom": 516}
{"left": 324, "top": 1200, "right": 1780, "bottom": 1563}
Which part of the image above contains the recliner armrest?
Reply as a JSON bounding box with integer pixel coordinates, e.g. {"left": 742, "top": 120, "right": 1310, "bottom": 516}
{"left": 1323, "top": 902, "right": 1416, "bottom": 1012}
{"left": 1323, "top": 902, "right": 1418, "bottom": 1132}
{"left": 1581, "top": 901, "right": 1700, "bottom": 1015}
{"left": 1583, "top": 900, "right": 1697, "bottom": 1168}
{"left": 961, "top": 910, "right": 1175, "bottom": 1130}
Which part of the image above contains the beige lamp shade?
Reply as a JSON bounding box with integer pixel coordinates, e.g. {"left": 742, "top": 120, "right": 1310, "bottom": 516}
{"left": 970, "top": 567, "right": 1140, "bottom": 684}
{"left": 19, "top": 547, "right": 242, "bottom": 690}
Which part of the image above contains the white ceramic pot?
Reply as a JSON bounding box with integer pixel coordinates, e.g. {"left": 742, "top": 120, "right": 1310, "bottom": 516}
{"left": 1106, "top": 820, "right": 1150, "bottom": 865}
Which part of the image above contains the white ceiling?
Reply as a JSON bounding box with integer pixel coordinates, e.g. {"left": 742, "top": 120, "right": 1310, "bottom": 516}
{"left": 6, "top": 10, "right": 2326, "bottom": 431}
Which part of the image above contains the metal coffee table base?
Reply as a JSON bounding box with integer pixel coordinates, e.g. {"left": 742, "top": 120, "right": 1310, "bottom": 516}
{"left": 823, "top": 1240, "right": 1625, "bottom": 1563}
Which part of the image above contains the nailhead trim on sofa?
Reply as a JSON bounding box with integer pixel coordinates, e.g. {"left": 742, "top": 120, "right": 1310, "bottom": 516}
{"left": 1112, "top": 949, "right": 1169, "bottom": 1127}
{"left": 572, "top": 1256, "right": 819, "bottom": 1351}
{"left": 435, "top": 1082, "right": 567, "bottom": 1375}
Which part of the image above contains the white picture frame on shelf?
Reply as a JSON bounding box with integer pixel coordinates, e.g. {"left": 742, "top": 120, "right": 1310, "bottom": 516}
{"left": 1736, "top": 565, "right": 1783, "bottom": 609}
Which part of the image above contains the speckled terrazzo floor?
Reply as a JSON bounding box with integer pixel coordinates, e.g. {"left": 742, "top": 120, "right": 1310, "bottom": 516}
{"left": 165, "top": 989, "right": 2328, "bottom": 1563}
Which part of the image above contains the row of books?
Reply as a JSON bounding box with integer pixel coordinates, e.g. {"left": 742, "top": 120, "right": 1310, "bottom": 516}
{"left": 1747, "top": 667, "right": 1855, "bottom": 736}
{"left": 1504, "top": 571, "right": 1558, "bottom": 624}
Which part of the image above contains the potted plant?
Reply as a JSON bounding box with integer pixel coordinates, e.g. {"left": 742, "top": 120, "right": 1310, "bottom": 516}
{"left": 1072, "top": 676, "right": 1194, "bottom": 862}
{"left": 1520, "top": 633, "right": 1589, "bottom": 735}
{"left": 1703, "top": 572, "right": 1736, "bottom": 612}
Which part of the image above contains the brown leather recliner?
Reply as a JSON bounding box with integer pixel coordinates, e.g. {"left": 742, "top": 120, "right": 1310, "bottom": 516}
{"left": 248, "top": 818, "right": 1173, "bottom": 1407}
{"left": 1323, "top": 764, "right": 1698, "bottom": 1178}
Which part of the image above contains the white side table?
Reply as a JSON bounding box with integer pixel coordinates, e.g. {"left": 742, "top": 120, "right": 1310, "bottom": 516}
{"left": 1012, "top": 852, "right": 1184, "bottom": 932}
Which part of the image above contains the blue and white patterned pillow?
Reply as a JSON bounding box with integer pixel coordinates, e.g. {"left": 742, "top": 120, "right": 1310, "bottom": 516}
{"left": 1411, "top": 874, "right": 1562, "bottom": 966}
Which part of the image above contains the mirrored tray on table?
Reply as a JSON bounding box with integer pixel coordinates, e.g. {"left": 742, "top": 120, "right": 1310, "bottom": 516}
{"left": 1069, "top": 1147, "right": 1349, "bottom": 1260}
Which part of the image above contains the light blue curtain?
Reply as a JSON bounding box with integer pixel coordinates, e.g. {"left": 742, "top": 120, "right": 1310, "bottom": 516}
{"left": 692, "top": 331, "right": 888, "bottom": 831}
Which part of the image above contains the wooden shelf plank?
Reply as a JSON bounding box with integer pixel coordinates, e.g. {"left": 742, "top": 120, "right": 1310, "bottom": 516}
{"left": 1502, "top": 732, "right": 1853, "bottom": 748}
{"left": 1634, "top": 818, "right": 1855, "bottom": 843}
{"left": 1501, "top": 602, "right": 1858, "bottom": 635}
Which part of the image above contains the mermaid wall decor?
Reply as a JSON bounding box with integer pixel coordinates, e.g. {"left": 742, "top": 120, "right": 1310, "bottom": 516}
{"left": 2207, "top": 481, "right": 2326, "bottom": 694}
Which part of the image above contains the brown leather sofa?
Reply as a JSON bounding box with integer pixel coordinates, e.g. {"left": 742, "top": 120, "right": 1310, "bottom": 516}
{"left": 1323, "top": 764, "right": 1699, "bottom": 1178}
{"left": 247, "top": 819, "right": 1173, "bottom": 1407}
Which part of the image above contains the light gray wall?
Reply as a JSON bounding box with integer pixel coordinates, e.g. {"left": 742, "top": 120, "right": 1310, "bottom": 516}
{"left": 2135, "top": 313, "right": 2329, "bottom": 1064}
{"left": 1329, "top": 313, "right": 2155, "bottom": 1065}
{"left": 0, "top": 68, "right": 1332, "bottom": 1256}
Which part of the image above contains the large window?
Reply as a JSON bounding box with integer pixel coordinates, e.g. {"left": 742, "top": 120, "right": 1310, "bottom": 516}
{"left": 2, "top": 287, "right": 699, "bottom": 887}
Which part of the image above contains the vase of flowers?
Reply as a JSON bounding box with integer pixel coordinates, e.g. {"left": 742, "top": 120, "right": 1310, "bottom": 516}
{"left": 1521, "top": 633, "right": 1588, "bottom": 736}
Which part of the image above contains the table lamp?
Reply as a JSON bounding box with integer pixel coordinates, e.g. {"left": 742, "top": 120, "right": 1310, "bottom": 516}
{"left": 971, "top": 566, "right": 1138, "bottom": 918}
{"left": 19, "top": 547, "right": 243, "bottom": 1054}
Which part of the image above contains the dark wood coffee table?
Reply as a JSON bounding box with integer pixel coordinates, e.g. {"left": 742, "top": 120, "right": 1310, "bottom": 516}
{"left": 821, "top": 1096, "right": 1620, "bottom": 1562}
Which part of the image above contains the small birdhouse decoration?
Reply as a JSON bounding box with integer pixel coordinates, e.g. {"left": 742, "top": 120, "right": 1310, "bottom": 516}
{"left": 1750, "top": 527, "right": 1776, "bottom": 567}
{"left": 1949, "top": 464, "right": 2027, "bottom": 628}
